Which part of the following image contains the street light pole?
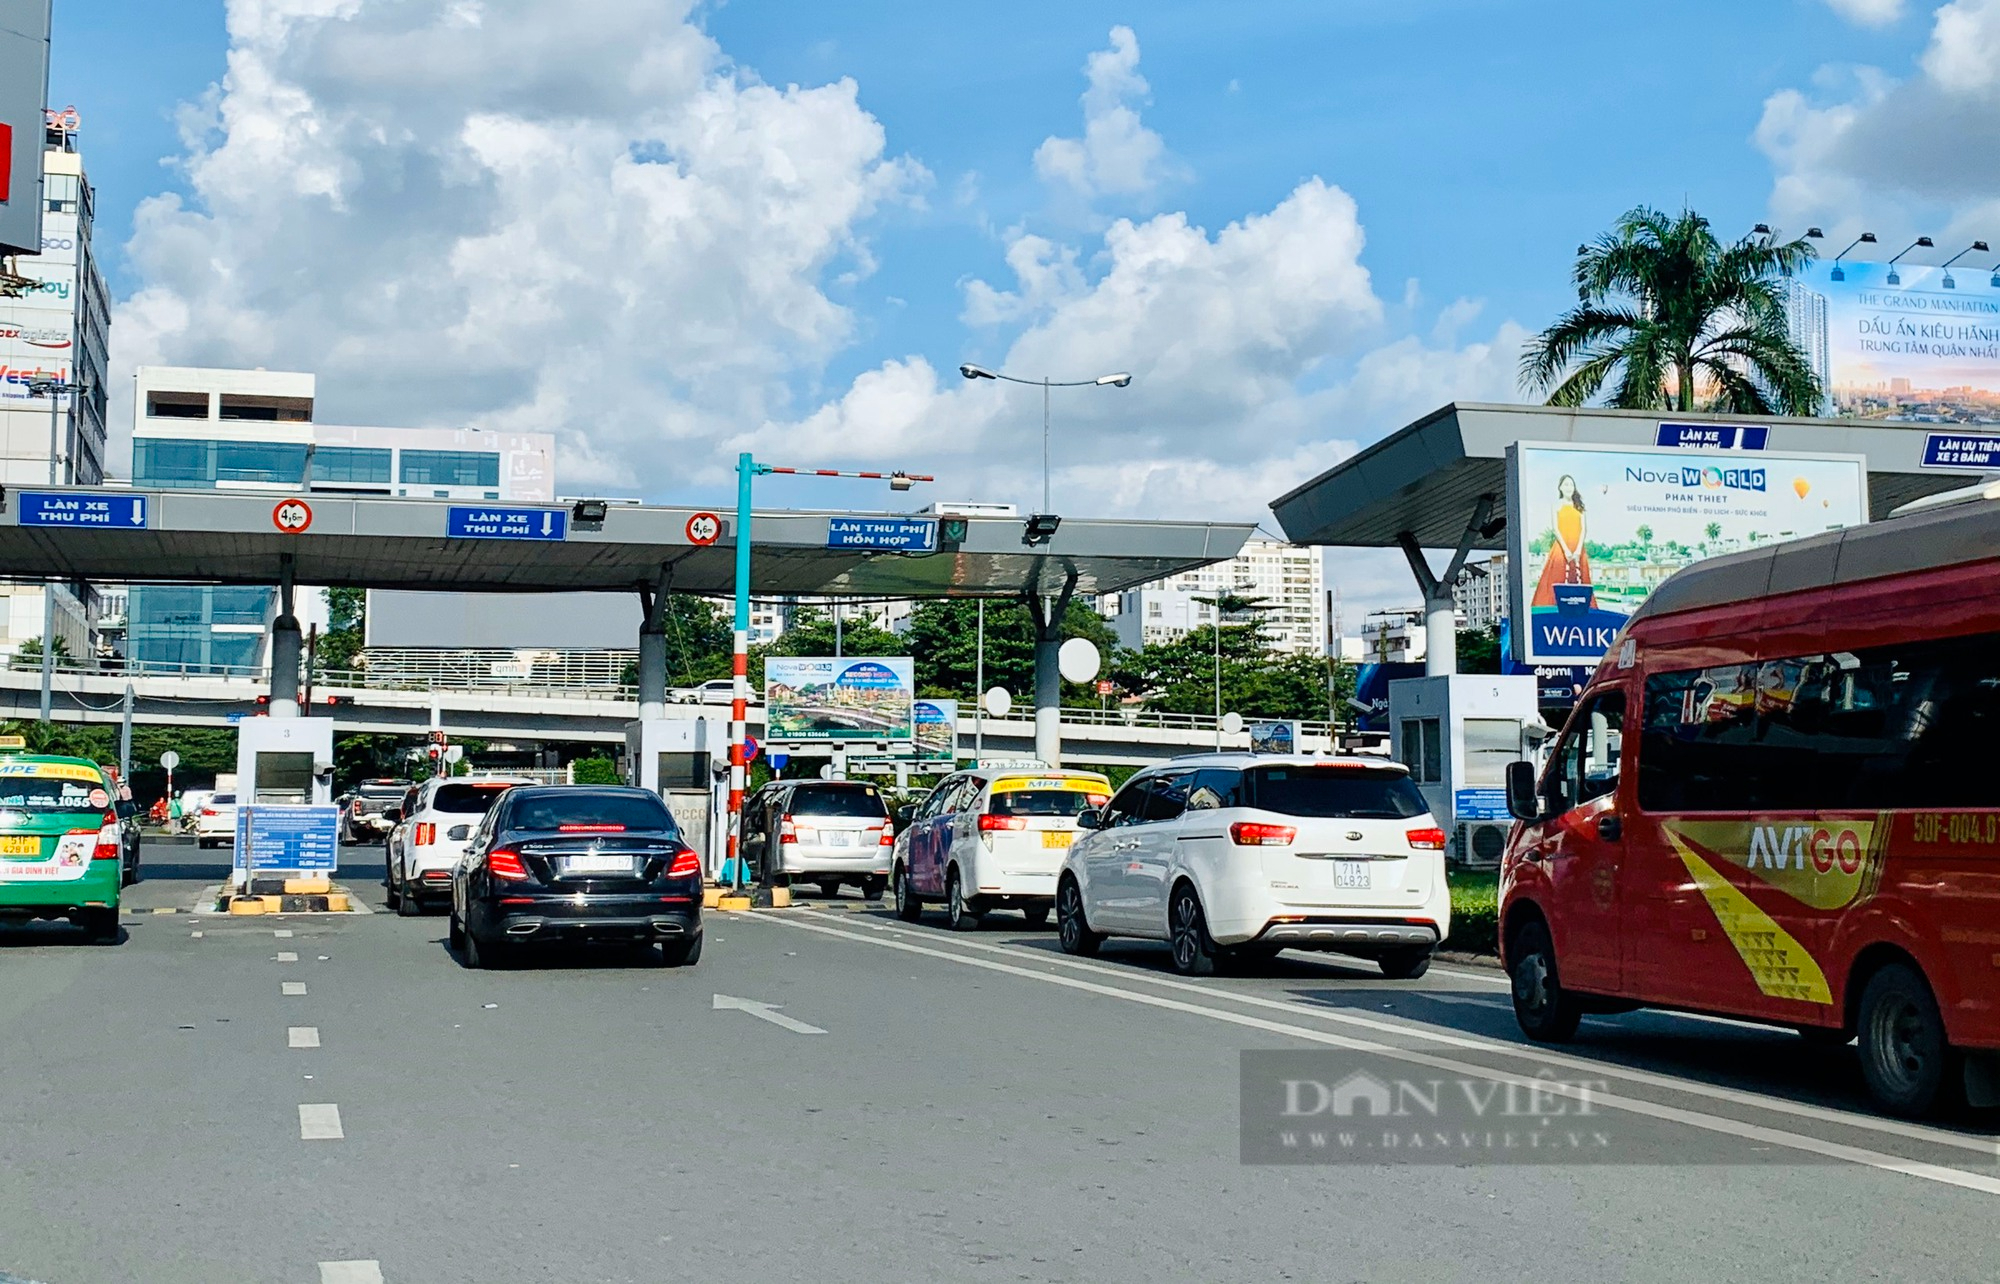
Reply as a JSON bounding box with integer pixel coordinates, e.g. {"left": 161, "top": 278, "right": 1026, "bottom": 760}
{"left": 1042, "top": 377, "right": 1052, "bottom": 513}
{"left": 958, "top": 363, "right": 1130, "bottom": 513}
{"left": 27, "top": 376, "right": 81, "bottom": 723}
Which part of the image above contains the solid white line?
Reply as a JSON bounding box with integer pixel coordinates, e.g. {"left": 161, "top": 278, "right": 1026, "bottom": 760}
{"left": 298, "top": 1103, "right": 343, "bottom": 1140}
{"left": 289, "top": 1026, "right": 320, "bottom": 1049}
{"left": 318, "top": 1260, "right": 382, "bottom": 1283}
{"left": 282, "top": 981, "right": 307, "bottom": 996}
{"left": 820, "top": 917, "right": 2000, "bottom": 1160}
{"left": 761, "top": 914, "right": 2000, "bottom": 1193}
{"left": 276, "top": 951, "right": 299, "bottom": 962}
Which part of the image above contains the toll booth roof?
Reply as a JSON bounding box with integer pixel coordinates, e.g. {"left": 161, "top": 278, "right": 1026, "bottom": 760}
{"left": 0, "top": 489, "right": 1254, "bottom": 597}
{"left": 1269, "top": 403, "right": 1969, "bottom": 550}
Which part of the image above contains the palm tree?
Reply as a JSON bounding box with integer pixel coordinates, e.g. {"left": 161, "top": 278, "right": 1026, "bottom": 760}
{"left": 1522, "top": 207, "right": 1822, "bottom": 415}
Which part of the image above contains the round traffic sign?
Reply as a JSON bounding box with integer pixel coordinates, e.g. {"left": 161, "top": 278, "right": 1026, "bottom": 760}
{"left": 743, "top": 735, "right": 760, "bottom": 763}
{"left": 273, "top": 498, "right": 313, "bottom": 534}
{"left": 685, "top": 512, "right": 723, "bottom": 546}
{"left": 158, "top": 750, "right": 181, "bottom": 771}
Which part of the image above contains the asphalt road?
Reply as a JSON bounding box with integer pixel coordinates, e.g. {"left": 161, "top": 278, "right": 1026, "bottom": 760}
{"left": 4, "top": 838, "right": 2000, "bottom": 1282}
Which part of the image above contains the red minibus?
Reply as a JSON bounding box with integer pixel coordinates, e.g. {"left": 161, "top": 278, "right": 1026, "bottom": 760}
{"left": 1500, "top": 489, "right": 2000, "bottom": 1118}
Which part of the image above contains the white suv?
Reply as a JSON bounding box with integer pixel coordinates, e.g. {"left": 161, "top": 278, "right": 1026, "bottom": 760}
{"left": 1057, "top": 754, "right": 1449, "bottom": 977}
{"left": 385, "top": 776, "right": 532, "bottom": 915}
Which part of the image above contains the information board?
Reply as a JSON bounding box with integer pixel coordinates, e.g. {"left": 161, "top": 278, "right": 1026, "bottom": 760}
{"left": 234, "top": 804, "right": 341, "bottom": 873}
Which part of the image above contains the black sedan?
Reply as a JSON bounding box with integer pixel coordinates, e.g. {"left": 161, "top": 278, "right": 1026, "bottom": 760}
{"left": 448, "top": 785, "right": 703, "bottom": 969}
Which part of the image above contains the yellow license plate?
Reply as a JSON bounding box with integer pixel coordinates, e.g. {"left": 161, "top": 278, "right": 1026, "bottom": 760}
{"left": 1042, "top": 832, "right": 1073, "bottom": 849}
{"left": 0, "top": 835, "right": 40, "bottom": 855}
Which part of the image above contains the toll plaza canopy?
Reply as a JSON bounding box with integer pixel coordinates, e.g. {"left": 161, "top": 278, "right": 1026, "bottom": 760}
{"left": 1271, "top": 402, "right": 1969, "bottom": 552}
{"left": 0, "top": 488, "right": 1253, "bottom": 598}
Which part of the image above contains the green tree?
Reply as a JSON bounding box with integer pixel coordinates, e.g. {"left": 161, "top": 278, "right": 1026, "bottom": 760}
{"left": 11, "top": 635, "right": 71, "bottom": 670}
{"left": 622, "top": 595, "right": 734, "bottom": 688}
{"left": 1704, "top": 521, "right": 1723, "bottom": 545}
{"left": 901, "top": 598, "right": 1121, "bottom": 708}
{"left": 1635, "top": 524, "right": 1654, "bottom": 551}
{"left": 1116, "top": 624, "right": 1332, "bottom": 720}
{"left": 748, "top": 606, "right": 911, "bottom": 688}
{"left": 1456, "top": 626, "right": 1502, "bottom": 675}
{"left": 318, "top": 587, "right": 366, "bottom": 675}
{"left": 1522, "top": 207, "right": 1821, "bottom": 414}
{"left": 571, "top": 755, "right": 622, "bottom": 785}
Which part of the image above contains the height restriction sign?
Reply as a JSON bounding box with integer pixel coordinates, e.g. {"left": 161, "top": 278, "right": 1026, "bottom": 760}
{"left": 273, "top": 498, "right": 313, "bottom": 534}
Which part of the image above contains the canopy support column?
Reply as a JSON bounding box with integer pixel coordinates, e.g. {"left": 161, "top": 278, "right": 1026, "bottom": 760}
{"left": 270, "top": 554, "right": 301, "bottom": 718}
{"left": 1025, "top": 569, "right": 1078, "bottom": 767}
{"left": 1396, "top": 494, "right": 1495, "bottom": 678}
{"left": 637, "top": 565, "right": 673, "bottom": 722}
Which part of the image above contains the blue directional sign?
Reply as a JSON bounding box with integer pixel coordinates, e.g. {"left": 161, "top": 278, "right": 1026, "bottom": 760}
{"left": 445, "top": 505, "right": 568, "bottom": 541}
{"left": 827, "top": 516, "right": 937, "bottom": 552}
{"left": 236, "top": 804, "right": 341, "bottom": 873}
{"left": 18, "top": 491, "right": 148, "bottom": 529}
{"left": 1454, "top": 787, "right": 1512, "bottom": 822}
{"left": 1655, "top": 422, "right": 1768, "bottom": 451}
{"left": 1920, "top": 432, "right": 2000, "bottom": 472}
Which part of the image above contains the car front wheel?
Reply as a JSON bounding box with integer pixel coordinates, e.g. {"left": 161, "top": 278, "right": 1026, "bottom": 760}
{"left": 894, "top": 864, "right": 922, "bottom": 922}
{"left": 1056, "top": 878, "right": 1102, "bottom": 957}
{"left": 1509, "top": 920, "right": 1582, "bottom": 1041}
{"left": 1858, "top": 962, "right": 1957, "bottom": 1118}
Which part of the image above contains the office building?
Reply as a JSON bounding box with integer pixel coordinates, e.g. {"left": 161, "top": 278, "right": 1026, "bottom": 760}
{"left": 1783, "top": 280, "right": 1831, "bottom": 415}
{"left": 1108, "top": 537, "right": 1324, "bottom": 654}
{"left": 1451, "top": 554, "right": 1509, "bottom": 632}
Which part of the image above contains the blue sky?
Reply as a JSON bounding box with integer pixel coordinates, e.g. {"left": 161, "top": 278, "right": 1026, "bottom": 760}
{"left": 41, "top": 0, "right": 1987, "bottom": 612}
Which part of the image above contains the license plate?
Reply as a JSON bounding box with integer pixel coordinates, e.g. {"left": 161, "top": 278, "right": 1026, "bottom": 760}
{"left": 824, "top": 831, "right": 855, "bottom": 847}
{"left": 563, "top": 854, "right": 631, "bottom": 874}
{"left": 1333, "top": 860, "right": 1371, "bottom": 890}
{"left": 1041, "top": 832, "right": 1073, "bottom": 848}
{"left": 0, "top": 835, "right": 38, "bottom": 855}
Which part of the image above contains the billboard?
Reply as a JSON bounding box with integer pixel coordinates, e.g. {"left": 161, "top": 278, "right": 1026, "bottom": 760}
{"left": 1507, "top": 442, "right": 1867, "bottom": 665}
{"left": 1789, "top": 261, "right": 2000, "bottom": 425}
{"left": 0, "top": 2, "right": 51, "bottom": 257}
{"left": 765, "top": 656, "right": 914, "bottom": 743}
{"left": 913, "top": 698, "right": 958, "bottom": 763}
{"left": 1, "top": 198, "right": 77, "bottom": 406}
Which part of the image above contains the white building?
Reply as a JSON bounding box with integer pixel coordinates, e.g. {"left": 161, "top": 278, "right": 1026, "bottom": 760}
{"left": 0, "top": 120, "right": 110, "bottom": 664}
{"left": 1359, "top": 609, "right": 1431, "bottom": 665}
{"left": 1108, "top": 538, "right": 1325, "bottom": 654}
{"left": 1452, "top": 554, "right": 1509, "bottom": 633}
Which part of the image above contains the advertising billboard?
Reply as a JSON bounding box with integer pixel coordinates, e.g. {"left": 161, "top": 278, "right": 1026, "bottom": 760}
{"left": 0, "top": 199, "right": 76, "bottom": 405}
{"left": 1507, "top": 442, "right": 1867, "bottom": 665}
{"left": 913, "top": 698, "right": 958, "bottom": 763}
{"left": 765, "top": 657, "right": 914, "bottom": 743}
{"left": 0, "top": 1, "right": 52, "bottom": 257}
{"left": 1788, "top": 261, "right": 2000, "bottom": 425}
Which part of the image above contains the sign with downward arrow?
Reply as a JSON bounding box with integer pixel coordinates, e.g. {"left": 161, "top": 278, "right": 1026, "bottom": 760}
{"left": 712, "top": 993, "right": 825, "bottom": 1035}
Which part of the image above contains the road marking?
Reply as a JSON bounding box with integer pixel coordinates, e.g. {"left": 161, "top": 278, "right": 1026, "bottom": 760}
{"left": 274, "top": 929, "right": 294, "bottom": 938}
{"left": 1418, "top": 993, "right": 1502, "bottom": 1008}
{"left": 318, "top": 1260, "right": 382, "bottom": 1283}
{"left": 762, "top": 914, "right": 2000, "bottom": 1193}
{"left": 190, "top": 930, "right": 203, "bottom": 938}
{"left": 712, "top": 993, "right": 826, "bottom": 1035}
{"left": 289, "top": 1026, "right": 320, "bottom": 1049}
{"left": 829, "top": 917, "right": 2000, "bottom": 1160}
{"left": 298, "top": 1103, "right": 343, "bottom": 1140}
{"left": 277, "top": 951, "right": 299, "bottom": 963}
{"left": 282, "top": 981, "right": 308, "bottom": 996}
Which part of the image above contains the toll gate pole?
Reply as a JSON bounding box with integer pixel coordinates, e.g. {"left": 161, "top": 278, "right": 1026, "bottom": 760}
{"left": 637, "top": 566, "right": 672, "bottom": 721}
{"left": 270, "top": 554, "right": 301, "bottom": 718}
{"left": 1026, "top": 570, "right": 1078, "bottom": 767}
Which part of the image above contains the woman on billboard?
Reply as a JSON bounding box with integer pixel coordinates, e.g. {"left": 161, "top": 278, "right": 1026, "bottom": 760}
{"left": 1531, "top": 474, "right": 1593, "bottom": 609}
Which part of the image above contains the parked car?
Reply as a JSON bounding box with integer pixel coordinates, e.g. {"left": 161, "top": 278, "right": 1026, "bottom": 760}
{"left": 449, "top": 785, "right": 703, "bottom": 968}
{"left": 739, "top": 779, "right": 893, "bottom": 899}
{"left": 674, "top": 679, "right": 739, "bottom": 706}
{"left": 385, "top": 775, "right": 533, "bottom": 915}
{"left": 343, "top": 778, "right": 412, "bottom": 844}
{"left": 1056, "top": 754, "right": 1450, "bottom": 978}
{"left": 194, "top": 793, "right": 239, "bottom": 849}
{"left": 892, "top": 764, "right": 1112, "bottom": 929}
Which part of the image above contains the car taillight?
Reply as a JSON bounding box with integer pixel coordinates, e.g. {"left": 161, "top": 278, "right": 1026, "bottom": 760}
{"left": 92, "top": 825, "right": 120, "bottom": 861}
{"left": 780, "top": 815, "right": 797, "bottom": 844}
{"left": 1406, "top": 827, "right": 1448, "bottom": 850}
{"left": 877, "top": 826, "right": 894, "bottom": 847}
{"left": 201, "top": 808, "right": 217, "bottom": 818}
{"left": 1087, "top": 794, "right": 1110, "bottom": 807}
{"left": 414, "top": 823, "right": 436, "bottom": 846}
{"left": 978, "top": 814, "right": 1026, "bottom": 832}
{"left": 667, "top": 847, "right": 701, "bottom": 879}
{"left": 1229, "top": 822, "right": 1297, "bottom": 846}
{"left": 487, "top": 849, "right": 530, "bottom": 881}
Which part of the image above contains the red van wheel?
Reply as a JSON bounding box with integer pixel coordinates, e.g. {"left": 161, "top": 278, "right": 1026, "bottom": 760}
{"left": 1509, "top": 920, "right": 1582, "bottom": 1041}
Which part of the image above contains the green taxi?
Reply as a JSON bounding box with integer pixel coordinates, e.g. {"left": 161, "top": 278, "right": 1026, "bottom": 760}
{"left": 0, "top": 747, "right": 123, "bottom": 943}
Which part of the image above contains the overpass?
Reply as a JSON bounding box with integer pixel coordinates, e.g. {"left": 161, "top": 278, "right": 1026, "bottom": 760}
{"left": 0, "top": 663, "right": 1339, "bottom": 769}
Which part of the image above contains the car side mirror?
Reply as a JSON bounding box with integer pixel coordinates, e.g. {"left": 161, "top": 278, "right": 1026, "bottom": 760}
{"left": 1076, "top": 808, "right": 1102, "bottom": 831}
{"left": 383, "top": 808, "right": 402, "bottom": 824}
{"left": 1504, "top": 760, "right": 1543, "bottom": 823}
{"left": 896, "top": 805, "right": 916, "bottom": 824}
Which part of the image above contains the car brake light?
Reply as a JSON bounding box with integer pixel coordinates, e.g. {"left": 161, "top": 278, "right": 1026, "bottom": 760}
{"left": 667, "top": 847, "right": 701, "bottom": 879}
{"left": 92, "top": 825, "right": 120, "bottom": 861}
{"left": 780, "top": 815, "right": 797, "bottom": 844}
{"left": 559, "top": 823, "right": 626, "bottom": 833}
{"left": 488, "top": 849, "right": 530, "bottom": 881}
{"left": 201, "top": 808, "right": 217, "bottom": 818}
{"left": 978, "top": 814, "right": 1026, "bottom": 831}
{"left": 877, "top": 826, "right": 894, "bottom": 847}
{"left": 1087, "top": 794, "right": 1110, "bottom": 807}
{"left": 414, "top": 823, "right": 436, "bottom": 846}
{"left": 1406, "top": 827, "right": 1448, "bottom": 850}
{"left": 1229, "top": 822, "right": 1297, "bottom": 846}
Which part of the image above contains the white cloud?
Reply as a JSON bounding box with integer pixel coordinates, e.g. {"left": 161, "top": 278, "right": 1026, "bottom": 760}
{"left": 1032, "top": 26, "right": 1176, "bottom": 200}
{"left": 1923, "top": 0, "right": 2000, "bottom": 91}
{"left": 115, "top": 0, "right": 925, "bottom": 492}
{"left": 1823, "top": 0, "right": 1908, "bottom": 25}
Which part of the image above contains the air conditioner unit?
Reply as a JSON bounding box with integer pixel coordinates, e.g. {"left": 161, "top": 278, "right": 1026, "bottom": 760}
{"left": 1453, "top": 820, "right": 1511, "bottom": 870}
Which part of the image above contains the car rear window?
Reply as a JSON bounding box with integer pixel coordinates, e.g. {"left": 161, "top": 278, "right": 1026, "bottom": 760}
{"left": 432, "top": 783, "right": 515, "bottom": 815}
{"left": 211, "top": 794, "right": 236, "bottom": 806}
{"left": 506, "top": 791, "right": 677, "bottom": 833}
{"left": 987, "top": 789, "right": 1107, "bottom": 817}
{"left": 1241, "top": 766, "right": 1428, "bottom": 819}
{"left": 0, "top": 777, "right": 108, "bottom": 812}
{"left": 787, "top": 785, "right": 888, "bottom": 818}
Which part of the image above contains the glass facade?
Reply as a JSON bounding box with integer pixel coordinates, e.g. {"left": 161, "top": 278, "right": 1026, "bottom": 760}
{"left": 134, "top": 438, "right": 311, "bottom": 489}
{"left": 311, "top": 446, "right": 392, "bottom": 484}
{"left": 126, "top": 586, "right": 272, "bottom": 673}
{"left": 400, "top": 450, "right": 499, "bottom": 487}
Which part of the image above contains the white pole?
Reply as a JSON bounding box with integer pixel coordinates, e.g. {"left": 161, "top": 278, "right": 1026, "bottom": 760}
{"left": 973, "top": 599, "right": 985, "bottom": 759}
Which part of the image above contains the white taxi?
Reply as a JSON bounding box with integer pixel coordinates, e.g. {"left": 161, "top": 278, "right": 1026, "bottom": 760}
{"left": 893, "top": 763, "right": 1112, "bottom": 930}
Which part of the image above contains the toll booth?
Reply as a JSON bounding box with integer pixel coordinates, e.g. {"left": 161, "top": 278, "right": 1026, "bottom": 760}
{"left": 1387, "top": 675, "right": 1543, "bottom": 869}
{"left": 625, "top": 718, "right": 726, "bottom": 878}
{"left": 232, "top": 718, "right": 337, "bottom": 891}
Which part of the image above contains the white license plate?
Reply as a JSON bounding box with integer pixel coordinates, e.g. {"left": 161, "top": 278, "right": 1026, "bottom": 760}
{"left": 563, "top": 854, "right": 631, "bottom": 873}
{"left": 1333, "top": 860, "right": 1371, "bottom": 890}
{"left": 823, "top": 831, "right": 855, "bottom": 847}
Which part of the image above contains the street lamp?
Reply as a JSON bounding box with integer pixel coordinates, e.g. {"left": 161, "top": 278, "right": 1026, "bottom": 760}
{"left": 728, "top": 455, "right": 934, "bottom": 894}
{"left": 1939, "top": 240, "right": 1990, "bottom": 290}
{"left": 1192, "top": 591, "right": 1272, "bottom": 748}
{"left": 1830, "top": 232, "right": 1876, "bottom": 282}
{"left": 24, "top": 375, "right": 85, "bottom": 724}
{"left": 958, "top": 363, "right": 1131, "bottom": 512}
{"left": 1885, "top": 236, "right": 1934, "bottom": 287}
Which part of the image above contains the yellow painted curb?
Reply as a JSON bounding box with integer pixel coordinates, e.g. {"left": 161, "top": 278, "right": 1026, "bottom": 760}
{"left": 702, "top": 886, "right": 724, "bottom": 909}
{"left": 769, "top": 887, "right": 792, "bottom": 908}
{"left": 227, "top": 896, "right": 277, "bottom": 915}
{"left": 285, "top": 876, "right": 332, "bottom": 895}
{"left": 716, "top": 895, "right": 753, "bottom": 913}
{"left": 324, "top": 893, "right": 351, "bottom": 913}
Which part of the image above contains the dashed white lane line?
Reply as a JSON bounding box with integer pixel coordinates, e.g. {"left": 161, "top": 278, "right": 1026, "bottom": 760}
{"left": 289, "top": 1026, "right": 320, "bottom": 1049}
{"left": 189, "top": 930, "right": 203, "bottom": 938}
{"left": 319, "top": 1262, "right": 382, "bottom": 1284}
{"left": 277, "top": 951, "right": 299, "bottom": 962}
{"left": 298, "top": 1103, "right": 344, "bottom": 1140}
{"left": 282, "top": 981, "right": 308, "bottom": 996}
{"left": 274, "top": 929, "right": 294, "bottom": 938}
